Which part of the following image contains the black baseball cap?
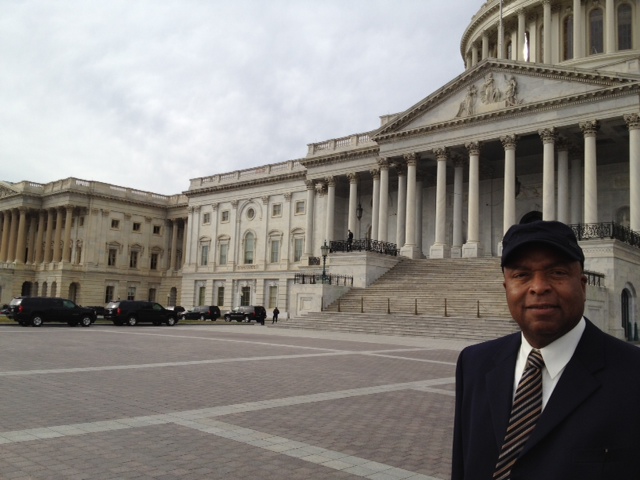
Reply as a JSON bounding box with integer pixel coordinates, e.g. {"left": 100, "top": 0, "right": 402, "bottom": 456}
{"left": 501, "top": 220, "right": 584, "bottom": 267}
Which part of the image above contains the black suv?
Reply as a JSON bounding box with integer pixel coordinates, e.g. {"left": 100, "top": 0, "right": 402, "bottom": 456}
{"left": 224, "top": 306, "right": 267, "bottom": 324}
{"left": 182, "top": 305, "right": 221, "bottom": 321}
{"left": 104, "top": 301, "right": 178, "bottom": 326}
{"left": 7, "top": 297, "right": 96, "bottom": 327}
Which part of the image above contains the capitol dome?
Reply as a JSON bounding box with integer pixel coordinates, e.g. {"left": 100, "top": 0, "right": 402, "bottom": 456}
{"left": 462, "top": 0, "right": 639, "bottom": 74}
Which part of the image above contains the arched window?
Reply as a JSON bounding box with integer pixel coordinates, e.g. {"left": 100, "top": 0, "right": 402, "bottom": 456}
{"left": 589, "top": 8, "right": 604, "bottom": 54}
{"left": 563, "top": 15, "right": 574, "bottom": 60}
{"left": 244, "top": 232, "right": 255, "bottom": 264}
{"left": 618, "top": 3, "right": 633, "bottom": 51}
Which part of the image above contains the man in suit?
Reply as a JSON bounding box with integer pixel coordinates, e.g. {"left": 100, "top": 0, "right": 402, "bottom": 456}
{"left": 452, "top": 220, "right": 640, "bottom": 480}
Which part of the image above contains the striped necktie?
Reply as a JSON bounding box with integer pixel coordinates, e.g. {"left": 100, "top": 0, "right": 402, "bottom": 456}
{"left": 493, "top": 348, "right": 545, "bottom": 480}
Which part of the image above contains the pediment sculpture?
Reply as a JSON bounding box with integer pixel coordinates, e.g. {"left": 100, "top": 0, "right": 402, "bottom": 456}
{"left": 457, "top": 73, "right": 522, "bottom": 118}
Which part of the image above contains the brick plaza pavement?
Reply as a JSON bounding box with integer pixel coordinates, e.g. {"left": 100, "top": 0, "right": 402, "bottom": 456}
{"left": 0, "top": 323, "right": 478, "bottom": 479}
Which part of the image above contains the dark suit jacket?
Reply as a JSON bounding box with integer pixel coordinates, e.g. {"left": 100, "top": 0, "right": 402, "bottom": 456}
{"left": 452, "top": 319, "right": 640, "bottom": 480}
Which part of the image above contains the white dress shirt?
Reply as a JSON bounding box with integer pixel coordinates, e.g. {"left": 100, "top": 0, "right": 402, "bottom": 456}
{"left": 513, "top": 317, "right": 586, "bottom": 409}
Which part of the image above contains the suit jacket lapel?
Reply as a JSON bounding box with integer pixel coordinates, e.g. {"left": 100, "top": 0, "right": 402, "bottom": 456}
{"left": 486, "top": 334, "right": 521, "bottom": 447}
{"left": 522, "top": 319, "right": 604, "bottom": 454}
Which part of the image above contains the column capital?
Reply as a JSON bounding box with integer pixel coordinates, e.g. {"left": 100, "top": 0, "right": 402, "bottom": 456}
{"left": 403, "top": 152, "right": 418, "bottom": 166}
{"left": 538, "top": 127, "right": 557, "bottom": 143}
{"left": 231, "top": 200, "right": 239, "bottom": 209}
{"left": 305, "top": 179, "right": 315, "bottom": 190}
{"left": 453, "top": 155, "right": 466, "bottom": 168}
{"left": 346, "top": 172, "right": 358, "bottom": 183}
{"left": 465, "top": 141, "right": 481, "bottom": 156}
{"left": 325, "top": 176, "right": 336, "bottom": 187}
{"left": 211, "top": 203, "right": 218, "bottom": 211}
{"left": 314, "top": 182, "right": 325, "bottom": 196}
{"left": 376, "top": 157, "right": 390, "bottom": 169}
{"left": 283, "top": 192, "right": 292, "bottom": 202}
{"left": 556, "top": 135, "right": 570, "bottom": 152}
{"left": 579, "top": 120, "right": 600, "bottom": 136}
{"left": 624, "top": 113, "right": 640, "bottom": 130}
{"left": 369, "top": 168, "right": 380, "bottom": 179}
{"left": 434, "top": 147, "right": 450, "bottom": 161}
{"left": 500, "top": 134, "right": 518, "bottom": 150}
{"left": 261, "top": 196, "right": 269, "bottom": 205}
{"left": 394, "top": 162, "right": 406, "bottom": 176}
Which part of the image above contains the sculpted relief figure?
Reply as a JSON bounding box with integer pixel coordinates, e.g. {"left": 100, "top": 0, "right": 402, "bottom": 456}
{"left": 456, "top": 85, "right": 478, "bottom": 117}
{"left": 456, "top": 73, "right": 522, "bottom": 118}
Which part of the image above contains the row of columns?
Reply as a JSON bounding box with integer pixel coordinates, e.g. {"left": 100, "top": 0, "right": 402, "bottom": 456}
{"left": 469, "top": 0, "right": 625, "bottom": 68}
{"left": 304, "top": 113, "right": 639, "bottom": 260}
{"left": 0, "top": 206, "right": 75, "bottom": 265}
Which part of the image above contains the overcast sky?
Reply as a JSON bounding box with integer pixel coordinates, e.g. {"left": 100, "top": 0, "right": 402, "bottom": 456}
{"left": 1, "top": 0, "right": 478, "bottom": 195}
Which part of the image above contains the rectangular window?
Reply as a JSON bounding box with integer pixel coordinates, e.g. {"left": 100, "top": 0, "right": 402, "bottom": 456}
{"left": 130, "top": 251, "right": 138, "bottom": 268}
{"left": 104, "top": 286, "right": 114, "bottom": 304}
{"left": 294, "top": 238, "right": 303, "bottom": 262}
{"left": 111, "top": 219, "right": 120, "bottom": 229}
{"left": 201, "top": 245, "right": 209, "bottom": 266}
{"left": 148, "top": 288, "right": 156, "bottom": 302}
{"left": 202, "top": 213, "right": 211, "bottom": 224}
{"left": 75, "top": 246, "right": 82, "bottom": 264}
{"left": 150, "top": 253, "right": 158, "bottom": 270}
{"left": 270, "top": 240, "right": 280, "bottom": 263}
{"left": 219, "top": 244, "right": 228, "bottom": 265}
{"left": 240, "top": 286, "right": 250, "bottom": 306}
{"left": 217, "top": 287, "right": 224, "bottom": 307}
{"left": 268, "top": 285, "right": 277, "bottom": 309}
{"left": 272, "top": 204, "right": 282, "bottom": 217}
{"left": 221, "top": 210, "right": 230, "bottom": 222}
{"left": 79, "top": 216, "right": 84, "bottom": 227}
{"left": 198, "top": 286, "right": 206, "bottom": 306}
{"left": 295, "top": 201, "right": 305, "bottom": 214}
{"left": 153, "top": 225, "right": 161, "bottom": 235}
{"left": 127, "top": 286, "right": 136, "bottom": 301}
{"left": 108, "top": 248, "right": 117, "bottom": 266}
{"left": 132, "top": 222, "right": 141, "bottom": 232}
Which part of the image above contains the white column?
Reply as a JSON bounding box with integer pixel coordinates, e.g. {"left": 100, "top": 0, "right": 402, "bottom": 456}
{"left": 304, "top": 181, "right": 315, "bottom": 256}
{"left": 497, "top": 17, "right": 505, "bottom": 59}
{"left": 62, "top": 205, "right": 73, "bottom": 263}
{"left": 501, "top": 135, "right": 518, "bottom": 235}
{"left": 347, "top": 173, "right": 358, "bottom": 236}
{"left": 625, "top": 114, "right": 640, "bottom": 231}
{"left": 557, "top": 140, "right": 570, "bottom": 224}
{"left": 6, "top": 209, "right": 18, "bottom": 264}
{"left": 395, "top": 165, "right": 406, "bottom": 249}
{"left": 605, "top": 0, "right": 615, "bottom": 54}
{"left": 472, "top": 44, "right": 479, "bottom": 66}
{"left": 34, "top": 210, "right": 45, "bottom": 264}
{"left": 543, "top": 0, "right": 552, "bottom": 63}
{"left": 0, "top": 210, "right": 10, "bottom": 262}
{"left": 482, "top": 32, "right": 489, "bottom": 59}
{"left": 430, "top": 148, "right": 451, "bottom": 258}
{"left": 416, "top": 180, "right": 424, "bottom": 257}
{"left": 43, "top": 209, "right": 54, "bottom": 263}
{"left": 53, "top": 207, "right": 63, "bottom": 262}
{"left": 377, "top": 158, "right": 389, "bottom": 242}
{"left": 14, "top": 208, "right": 28, "bottom": 264}
{"left": 580, "top": 121, "right": 599, "bottom": 224}
{"left": 400, "top": 153, "right": 420, "bottom": 258}
{"left": 451, "top": 156, "right": 464, "bottom": 258}
{"left": 463, "top": 142, "right": 483, "bottom": 257}
{"left": 325, "top": 176, "right": 335, "bottom": 243}
{"left": 518, "top": 10, "right": 526, "bottom": 61}
{"left": 371, "top": 169, "right": 380, "bottom": 241}
{"left": 573, "top": 0, "right": 583, "bottom": 59}
{"left": 539, "top": 128, "right": 557, "bottom": 220}
{"left": 570, "top": 149, "right": 583, "bottom": 224}
{"left": 170, "top": 219, "right": 179, "bottom": 270}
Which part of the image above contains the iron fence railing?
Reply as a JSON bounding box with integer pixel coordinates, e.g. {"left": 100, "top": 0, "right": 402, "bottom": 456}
{"left": 294, "top": 273, "right": 354, "bottom": 286}
{"left": 571, "top": 222, "right": 640, "bottom": 248}
{"left": 330, "top": 238, "right": 399, "bottom": 256}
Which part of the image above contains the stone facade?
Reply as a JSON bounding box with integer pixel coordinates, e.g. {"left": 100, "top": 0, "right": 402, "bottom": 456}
{"left": 1, "top": 0, "right": 640, "bottom": 339}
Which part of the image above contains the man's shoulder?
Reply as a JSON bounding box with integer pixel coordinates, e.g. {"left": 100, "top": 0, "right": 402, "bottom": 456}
{"left": 459, "top": 332, "right": 520, "bottom": 362}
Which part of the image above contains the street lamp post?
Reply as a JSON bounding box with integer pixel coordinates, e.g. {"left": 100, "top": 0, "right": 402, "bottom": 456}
{"left": 320, "top": 240, "right": 330, "bottom": 284}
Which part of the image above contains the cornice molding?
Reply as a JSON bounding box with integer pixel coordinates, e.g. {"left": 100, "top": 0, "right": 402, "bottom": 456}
{"left": 185, "top": 171, "right": 307, "bottom": 197}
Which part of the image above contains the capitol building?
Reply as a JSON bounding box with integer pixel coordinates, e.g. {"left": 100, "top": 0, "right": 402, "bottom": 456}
{"left": 1, "top": 0, "right": 639, "bottom": 339}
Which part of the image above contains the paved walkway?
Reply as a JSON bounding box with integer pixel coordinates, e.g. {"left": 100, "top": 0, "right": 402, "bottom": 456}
{"left": 0, "top": 323, "right": 478, "bottom": 479}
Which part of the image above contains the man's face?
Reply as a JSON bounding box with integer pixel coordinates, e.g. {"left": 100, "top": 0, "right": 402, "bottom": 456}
{"left": 503, "top": 244, "right": 587, "bottom": 348}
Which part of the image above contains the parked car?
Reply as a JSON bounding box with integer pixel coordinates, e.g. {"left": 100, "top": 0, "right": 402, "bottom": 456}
{"left": 224, "top": 306, "right": 267, "bottom": 324}
{"left": 7, "top": 297, "right": 96, "bottom": 327}
{"left": 87, "top": 306, "right": 106, "bottom": 317}
{"left": 181, "top": 305, "right": 221, "bottom": 321}
{"left": 167, "top": 306, "right": 185, "bottom": 315}
{"left": 104, "top": 300, "right": 178, "bottom": 326}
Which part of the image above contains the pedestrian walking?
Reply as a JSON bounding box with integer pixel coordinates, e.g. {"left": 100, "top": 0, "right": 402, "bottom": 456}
{"left": 272, "top": 307, "right": 280, "bottom": 324}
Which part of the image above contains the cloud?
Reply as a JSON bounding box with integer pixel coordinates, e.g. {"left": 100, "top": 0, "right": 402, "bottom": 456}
{"left": 0, "top": 0, "right": 474, "bottom": 195}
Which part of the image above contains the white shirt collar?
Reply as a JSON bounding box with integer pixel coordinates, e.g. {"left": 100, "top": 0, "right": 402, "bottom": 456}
{"left": 519, "top": 317, "right": 586, "bottom": 380}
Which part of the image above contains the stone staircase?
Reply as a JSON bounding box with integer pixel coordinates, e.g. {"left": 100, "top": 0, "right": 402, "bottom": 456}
{"left": 276, "top": 257, "right": 520, "bottom": 341}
